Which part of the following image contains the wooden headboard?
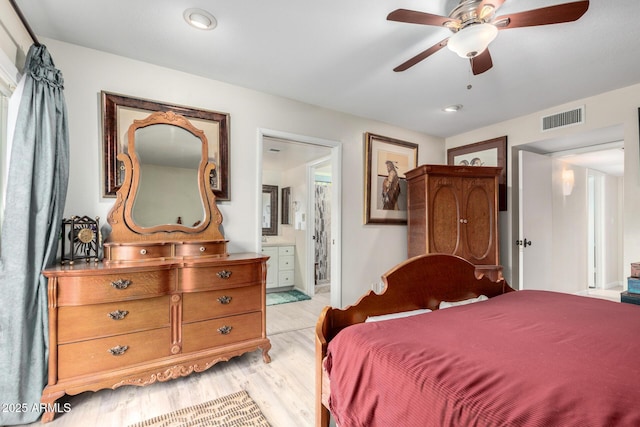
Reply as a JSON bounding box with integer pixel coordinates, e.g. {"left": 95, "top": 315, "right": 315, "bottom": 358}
{"left": 314, "top": 253, "right": 514, "bottom": 427}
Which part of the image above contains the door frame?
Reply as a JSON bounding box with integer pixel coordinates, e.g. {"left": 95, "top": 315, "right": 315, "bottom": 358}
{"left": 257, "top": 128, "right": 342, "bottom": 308}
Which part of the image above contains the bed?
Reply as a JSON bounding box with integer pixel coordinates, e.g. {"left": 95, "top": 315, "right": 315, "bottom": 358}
{"left": 314, "top": 254, "right": 640, "bottom": 427}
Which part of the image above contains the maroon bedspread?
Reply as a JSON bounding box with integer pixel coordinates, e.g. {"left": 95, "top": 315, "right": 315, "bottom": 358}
{"left": 325, "top": 290, "right": 640, "bottom": 427}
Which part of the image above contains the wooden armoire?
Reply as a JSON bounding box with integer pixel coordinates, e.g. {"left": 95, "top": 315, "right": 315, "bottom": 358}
{"left": 405, "top": 164, "right": 502, "bottom": 279}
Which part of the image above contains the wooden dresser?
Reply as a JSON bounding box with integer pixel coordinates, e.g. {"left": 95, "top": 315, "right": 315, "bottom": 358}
{"left": 405, "top": 164, "right": 502, "bottom": 279}
{"left": 40, "top": 111, "right": 272, "bottom": 422}
{"left": 41, "top": 253, "right": 270, "bottom": 423}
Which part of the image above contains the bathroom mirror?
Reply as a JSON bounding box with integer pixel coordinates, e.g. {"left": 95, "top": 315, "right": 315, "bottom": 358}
{"left": 262, "top": 185, "right": 278, "bottom": 236}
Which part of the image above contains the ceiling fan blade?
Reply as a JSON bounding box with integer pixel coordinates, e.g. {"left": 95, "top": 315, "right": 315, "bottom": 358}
{"left": 470, "top": 49, "right": 493, "bottom": 75}
{"left": 387, "top": 9, "right": 459, "bottom": 27}
{"left": 394, "top": 38, "right": 449, "bottom": 72}
{"left": 493, "top": 1, "right": 589, "bottom": 29}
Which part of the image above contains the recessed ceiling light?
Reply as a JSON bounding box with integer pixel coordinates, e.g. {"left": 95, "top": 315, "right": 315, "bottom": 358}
{"left": 183, "top": 8, "right": 217, "bottom": 30}
{"left": 443, "top": 104, "right": 463, "bottom": 112}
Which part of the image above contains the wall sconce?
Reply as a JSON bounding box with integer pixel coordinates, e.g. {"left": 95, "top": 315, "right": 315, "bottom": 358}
{"left": 562, "top": 169, "right": 575, "bottom": 196}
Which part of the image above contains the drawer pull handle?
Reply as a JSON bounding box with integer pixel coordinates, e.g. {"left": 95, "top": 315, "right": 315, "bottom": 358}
{"left": 199, "top": 246, "right": 206, "bottom": 252}
{"left": 217, "top": 325, "right": 232, "bottom": 335}
{"left": 217, "top": 270, "right": 232, "bottom": 279}
{"left": 108, "top": 345, "right": 129, "bottom": 356}
{"left": 108, "top": 310, "right": 129, "bottom": 320}
{"left": 217, "top": 296, "right": 232, "bottom": 304}
{"left": 140, "top": 249, "right": 147, "bottom": 255}
{"left": 111, "top": 279, "right": 131, "bottom": 289}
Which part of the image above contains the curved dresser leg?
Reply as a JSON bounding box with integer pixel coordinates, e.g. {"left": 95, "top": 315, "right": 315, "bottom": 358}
{"left": 261, "top": 342, "right": 272, "bottom": 363}
{"left": 40, "top": 391, "right": 65, "bottom": 423}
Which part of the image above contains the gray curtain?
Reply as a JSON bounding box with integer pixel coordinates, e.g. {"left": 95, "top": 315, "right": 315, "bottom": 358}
{"left": 0, "top": 45, "right": 69, "bottom": 425}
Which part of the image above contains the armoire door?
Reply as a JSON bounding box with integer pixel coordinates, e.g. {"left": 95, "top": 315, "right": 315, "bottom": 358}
{"left": 428, "top": 176, "right": 462, "bottom": 257}
{"left": 460, "top": 177, "right": 496, "bottom": 264}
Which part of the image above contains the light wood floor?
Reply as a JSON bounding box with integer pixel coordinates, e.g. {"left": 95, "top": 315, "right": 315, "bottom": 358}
{"left": 24, "top": 289, "right": 330, "bottom": 427}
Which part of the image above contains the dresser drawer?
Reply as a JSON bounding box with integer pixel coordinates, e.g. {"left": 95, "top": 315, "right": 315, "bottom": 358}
{"left": 57, "top": 328, "right": 171, "bottom": 379}
{"left": 175, "top": 241, "right": 227, "bottom": 258}
{"left": 182, "top": 312, "right": 262, "bottom": 353}
{"left": 179, "top": 263, "right": 260, "bottom": 291}
{"left": 278, "top": 255, "right": 294, "bottom": 271}
{"left": 57, "top": 270, "right": 175, "bottom": 306}
{"left": 57, "top": 296, "right": 170, "bottom": 344}
{"left": 183, "top": 286, "right": 261, "bottom": 323}
{"left": 104, "top": 243, "right": 173, "bottom": 262}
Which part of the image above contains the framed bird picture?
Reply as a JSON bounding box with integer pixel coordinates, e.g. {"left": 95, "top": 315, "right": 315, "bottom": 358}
{"left": 364, "top": 133, "right": 418, "bottom": 225}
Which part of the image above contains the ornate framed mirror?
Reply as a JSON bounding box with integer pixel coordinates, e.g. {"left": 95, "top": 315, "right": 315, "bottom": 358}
{"left": 262, "top": 185, "right": 278, "bottom": 236}
{"left": 104, "top": 111, "right": 227, "bottom": 261}
{"left": 102, "top": 91, "right": 230, "bottom": 200}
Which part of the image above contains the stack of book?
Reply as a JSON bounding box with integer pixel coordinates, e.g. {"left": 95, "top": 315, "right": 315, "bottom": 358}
{"left": 621, "top": 262, "right": 640, "bottom": 305}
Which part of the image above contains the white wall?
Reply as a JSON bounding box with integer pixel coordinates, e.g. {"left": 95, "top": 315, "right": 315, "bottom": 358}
{"left": 603, "top": 174, "right": 623, "bottom": 288}
{"left": 447, "top": 83, "right": 640, "bottom": 288}
{"left": 44, "top": 38, "right": 445, "bottom": 308}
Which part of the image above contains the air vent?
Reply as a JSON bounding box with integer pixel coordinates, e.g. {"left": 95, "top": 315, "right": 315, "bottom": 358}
{"left": 541, "top": 106, "right": 585, "bottom": 131}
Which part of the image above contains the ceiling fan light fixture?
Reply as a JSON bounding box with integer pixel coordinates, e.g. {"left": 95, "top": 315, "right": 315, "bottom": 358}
{"left": 447, "top": 23, "right": 498, "bottom": 58}
{"left": 479, "top": 5, "right": 496, "bottom": 21}
{"left": 184, "top": 8, "right": 217, "bottom": 30}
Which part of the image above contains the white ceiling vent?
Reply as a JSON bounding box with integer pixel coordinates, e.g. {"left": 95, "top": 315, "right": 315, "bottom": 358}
{"left": 541, "top": 106, "right": 585, "bottom": 131}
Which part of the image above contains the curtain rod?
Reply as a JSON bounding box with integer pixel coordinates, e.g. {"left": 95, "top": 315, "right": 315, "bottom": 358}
{"left": 9, "top": 0, "right": 41, "bottom": 46}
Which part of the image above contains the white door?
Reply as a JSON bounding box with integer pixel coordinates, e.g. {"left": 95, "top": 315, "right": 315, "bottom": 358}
{"left": 518, "top": 150, "right": 553, "bottom": 290}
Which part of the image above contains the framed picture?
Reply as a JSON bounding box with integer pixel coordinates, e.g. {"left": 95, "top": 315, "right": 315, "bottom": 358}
{"left": 101, "top": 91, "right": 230, "bottom": 200}
{"left": 364, "top": 133, "right": 418, "bottom": 224}
{"left": 447, "top": 136, "right": 507, "bottom": 211}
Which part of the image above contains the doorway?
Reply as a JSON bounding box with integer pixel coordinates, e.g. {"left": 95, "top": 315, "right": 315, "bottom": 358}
{"left": 514, "top": 129, "right": 624, "bottom": 294}
{"left": 258, "top": 129, "right": 342, "bottom": 308}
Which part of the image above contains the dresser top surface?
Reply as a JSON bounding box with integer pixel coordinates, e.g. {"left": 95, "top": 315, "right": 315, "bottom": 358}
{"left": 43, "top": 252, "right": 267, "bottom": 277}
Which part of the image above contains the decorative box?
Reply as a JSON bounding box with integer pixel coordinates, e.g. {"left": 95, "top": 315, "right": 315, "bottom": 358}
{"left": 631, "top": 262, "right": 640, "bottom": 278}
{"left": 621, "top": 291, "right": 640, "bottom": 306}
{"left": 627, "top": 277, "right": 640, "bottom": 294}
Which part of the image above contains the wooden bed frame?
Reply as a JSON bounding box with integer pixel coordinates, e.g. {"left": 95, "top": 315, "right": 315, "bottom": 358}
{"left": 314, "top": 254, "right": 515, "bottom": 427}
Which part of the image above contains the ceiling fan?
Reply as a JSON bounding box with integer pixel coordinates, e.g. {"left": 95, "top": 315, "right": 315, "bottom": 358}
{"left": 387, "top": 0, "right": 589, "bottom": 75}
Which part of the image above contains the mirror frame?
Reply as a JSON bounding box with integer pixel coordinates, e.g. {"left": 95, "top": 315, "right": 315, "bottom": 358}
{"left": 102, "top": 91, "right": 230, "bottom": 200}
{"left": 262, "top": 185, "right": 278, "bottom": 236}
{"left": 106, "top": 111, "right": 224, "bottom": 243}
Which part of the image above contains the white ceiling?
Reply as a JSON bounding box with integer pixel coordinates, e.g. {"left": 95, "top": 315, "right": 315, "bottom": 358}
{"left": 263, "top": 137, "right": 331, "bottom": 172}
{"left": 14, "top": 0, "right": 636, "bottom": 173}
{"left": 522, "top": 123, "right": 625, "bottom": 176}
{"left": 558, "top": 146, "right": 624, "bottom": 176}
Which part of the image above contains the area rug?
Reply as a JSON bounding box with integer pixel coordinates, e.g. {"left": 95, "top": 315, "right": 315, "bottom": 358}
{"left": 266, "top": 289, "right": 311, "bottom": 306}
{"left": 128, "top": 390, "right": 270, "bottom": 427}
